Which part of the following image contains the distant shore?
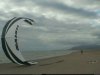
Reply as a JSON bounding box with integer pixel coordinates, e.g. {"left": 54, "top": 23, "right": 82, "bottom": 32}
{"left": 0, "top": 50, "right": 100, "bottom": 74}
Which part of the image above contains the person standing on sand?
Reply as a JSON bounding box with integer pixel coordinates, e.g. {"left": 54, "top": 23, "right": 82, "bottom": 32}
{"left": 81, "top": 50, "right": 83, "bottom": 54}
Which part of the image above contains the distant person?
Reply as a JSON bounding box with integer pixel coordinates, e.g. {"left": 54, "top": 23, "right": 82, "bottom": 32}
{"left": 81, "top": 50, "right": 83, "bottom": 54}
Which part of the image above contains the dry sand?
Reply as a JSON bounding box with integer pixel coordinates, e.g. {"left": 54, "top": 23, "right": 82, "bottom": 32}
{"left": 0, "top": 50, "right": 100, "bottom": 74}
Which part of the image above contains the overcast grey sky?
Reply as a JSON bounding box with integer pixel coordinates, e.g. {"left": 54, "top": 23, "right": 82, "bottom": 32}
{"left": 0, "top": 0, "right": 100, "bottom": 51}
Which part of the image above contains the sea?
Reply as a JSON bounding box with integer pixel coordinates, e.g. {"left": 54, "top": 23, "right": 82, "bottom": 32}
{"left": 0, "top": 50, "right": 76, "bottom": 64}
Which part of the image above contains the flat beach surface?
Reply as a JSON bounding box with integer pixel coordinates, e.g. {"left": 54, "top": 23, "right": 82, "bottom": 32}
{"left": 0, "top": 50, "right": 100, "bottom": 74}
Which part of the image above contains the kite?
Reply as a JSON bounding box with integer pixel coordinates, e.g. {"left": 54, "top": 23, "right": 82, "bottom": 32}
{"left": 1, "top": 17, "right": 38, "bottom": 66}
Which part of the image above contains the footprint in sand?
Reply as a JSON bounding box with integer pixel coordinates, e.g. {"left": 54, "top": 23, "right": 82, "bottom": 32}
{"left": 88, "top": 60, "right": 98, "bottom": 64}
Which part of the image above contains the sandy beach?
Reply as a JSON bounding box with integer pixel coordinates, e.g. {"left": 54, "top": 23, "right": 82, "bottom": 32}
{"left": 0, "top": 50, "right": 100, "bottom": 74}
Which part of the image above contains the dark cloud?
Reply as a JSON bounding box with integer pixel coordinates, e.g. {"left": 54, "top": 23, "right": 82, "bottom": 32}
{"left": 32, "top": 0, "right": 98, "bottom": 18}
{"left": 77, "top": 0, "right": 100, "bottom": 4}
{"left": 93, "top": 31, "right": 100, "bottom": 39}
{"left": 5, "top": 0, "right": 98, "bottom": 18}
{"left": 0, "top": 0, "right": 100, "bottom": 51}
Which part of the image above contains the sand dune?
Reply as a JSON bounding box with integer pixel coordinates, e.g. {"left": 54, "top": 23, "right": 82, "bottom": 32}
{"left": 0, "top": 50, "right": 100, "bottom": 74}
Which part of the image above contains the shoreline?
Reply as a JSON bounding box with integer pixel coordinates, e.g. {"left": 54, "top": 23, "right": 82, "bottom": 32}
{"left": 0, "top": 50, "right": 100, "bottom": 74}
{"left": 0, "top": 50, "right": 76, "bottom": 64}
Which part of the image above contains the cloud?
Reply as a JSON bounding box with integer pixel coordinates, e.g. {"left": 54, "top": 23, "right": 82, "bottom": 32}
{"left": 0, "top": 0, "right": 100, "bottom": 51}
{"left": 33, "top": 0, "right": 98, "bottom": 18}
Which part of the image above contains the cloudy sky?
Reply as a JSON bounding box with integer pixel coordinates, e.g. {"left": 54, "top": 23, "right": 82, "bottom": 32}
{"left": 0, "top": 0, "right": 100, "bottom": 51}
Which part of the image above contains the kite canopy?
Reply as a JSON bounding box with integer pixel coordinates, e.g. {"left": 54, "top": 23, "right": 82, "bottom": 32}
{"left": 1, "top": 17, "right": 38, "bottom": 65}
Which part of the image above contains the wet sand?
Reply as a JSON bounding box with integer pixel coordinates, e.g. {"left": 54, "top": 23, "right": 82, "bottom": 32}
{"left": 0, "top": 50, "right": 100, "bottom": 74}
